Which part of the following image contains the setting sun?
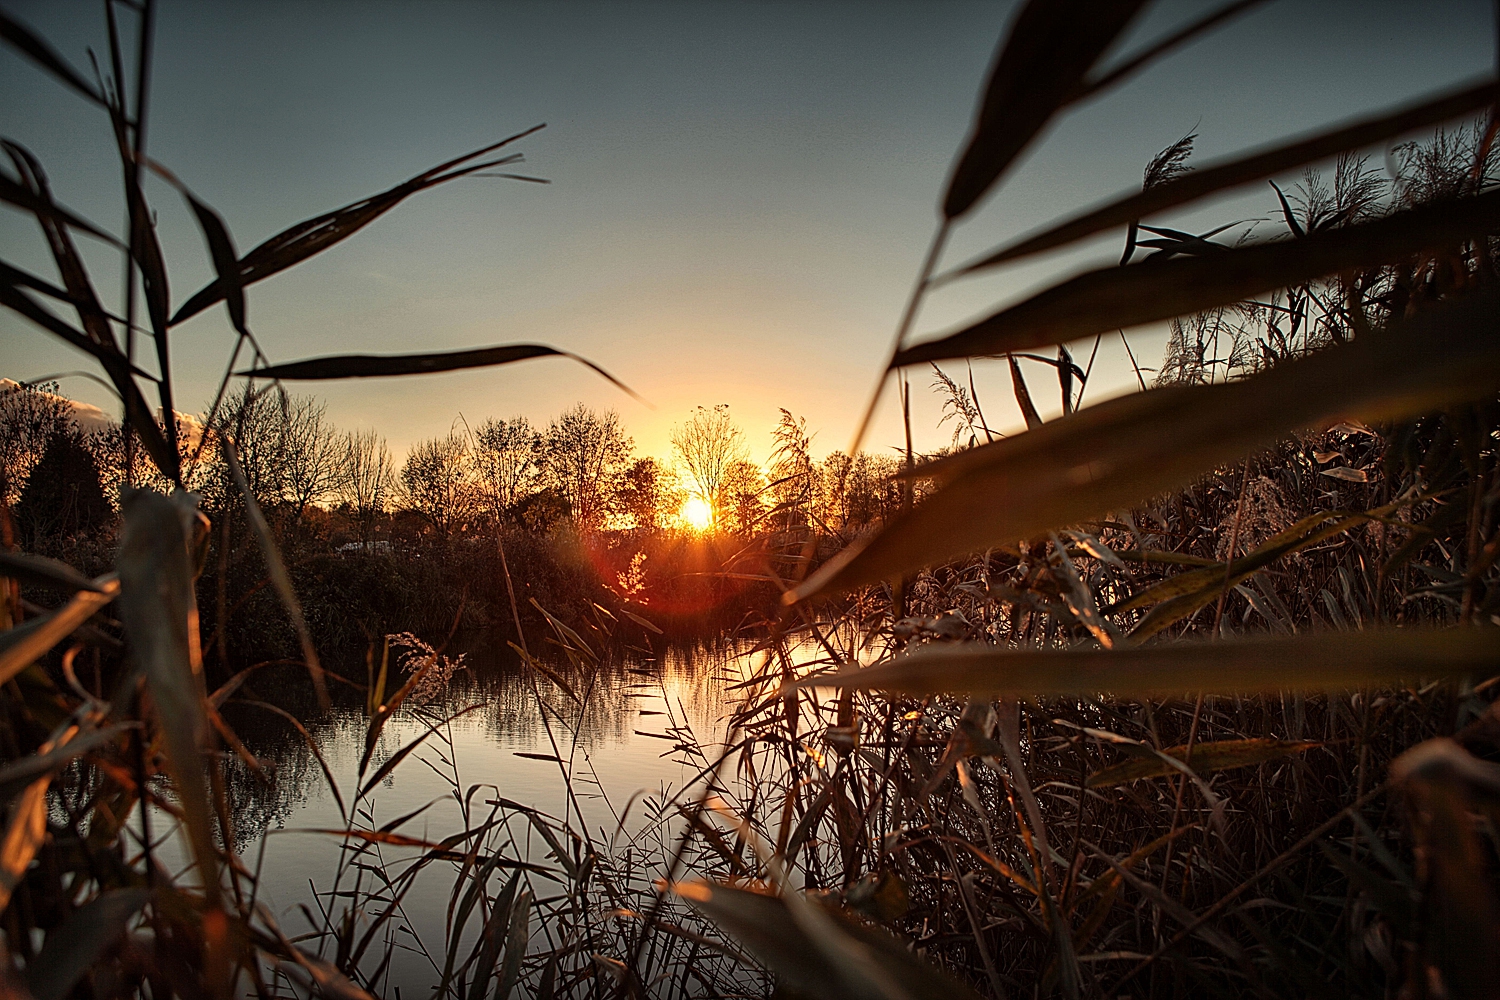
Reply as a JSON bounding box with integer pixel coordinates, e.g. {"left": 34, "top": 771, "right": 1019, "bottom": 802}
{"left": 680, "top": 496, "right": 713, "bottom": 531}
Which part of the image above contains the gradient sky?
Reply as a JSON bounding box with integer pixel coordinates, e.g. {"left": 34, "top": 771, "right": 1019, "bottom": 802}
{"left": 2, "top": 0, "right": 1493, "bottom": 466}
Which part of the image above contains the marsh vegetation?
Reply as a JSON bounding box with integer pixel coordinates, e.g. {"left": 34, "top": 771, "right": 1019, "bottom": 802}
{"left": 2, "top": 2, "right": 1499, "bottom": 998}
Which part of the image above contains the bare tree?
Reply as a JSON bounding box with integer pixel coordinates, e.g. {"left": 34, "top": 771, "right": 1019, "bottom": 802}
{"left": 400, "top": 431, "right": 477, "bottom": 539}
{"left": 337, "top": 429, "right": 394, "bottom": 544}
{"left": 670, "top": 404, "right": 747, "bottom": 529}
{"left": 278, "top": 395, "right": 341, "bottom": 522}
{"left": 539, "top": 404, "right": 632, "bottom": 531}
{"left": 471, "top": 416, "right": 540, "bottom": 522}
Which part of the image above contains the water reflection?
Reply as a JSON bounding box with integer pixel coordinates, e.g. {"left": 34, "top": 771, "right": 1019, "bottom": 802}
{"left": 217, "top": 632, "right": 754, "bottom": 882}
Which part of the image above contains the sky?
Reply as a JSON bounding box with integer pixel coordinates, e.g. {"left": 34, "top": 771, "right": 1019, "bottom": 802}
{"left": 2, "top": 0, "right": 1494, "bottom": 467}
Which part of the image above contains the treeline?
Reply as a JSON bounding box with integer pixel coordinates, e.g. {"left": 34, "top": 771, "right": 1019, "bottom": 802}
{"left": 0, "top": 380, "right": 928, "bottom": 669}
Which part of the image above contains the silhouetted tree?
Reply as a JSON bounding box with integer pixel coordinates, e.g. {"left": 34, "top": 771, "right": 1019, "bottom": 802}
{"left": 15, "top": 428, "right": 111, "bottom": 545}
{"left": 539, "top": 404, "right": 632, "bottom": 531}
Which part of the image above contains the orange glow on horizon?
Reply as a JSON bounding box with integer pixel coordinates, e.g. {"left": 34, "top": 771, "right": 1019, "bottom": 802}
{"left": 680, "top": 496, "right": 713, "bottom": 531}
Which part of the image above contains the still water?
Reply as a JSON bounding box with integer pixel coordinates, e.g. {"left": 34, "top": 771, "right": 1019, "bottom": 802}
{"left": 198, "top": 636, "right": 775, "bottom": 994}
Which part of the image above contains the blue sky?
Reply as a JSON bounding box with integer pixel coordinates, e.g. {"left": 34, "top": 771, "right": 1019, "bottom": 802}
{"left": 2, "top": 0, "right": 1493, "bottom": 463}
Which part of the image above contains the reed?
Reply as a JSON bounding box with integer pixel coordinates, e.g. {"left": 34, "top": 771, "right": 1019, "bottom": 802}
{"left": 2, "top": 1, "right": 1498, "bottom": 998}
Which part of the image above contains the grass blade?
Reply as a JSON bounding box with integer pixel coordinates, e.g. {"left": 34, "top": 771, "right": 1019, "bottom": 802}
{"left": 789, "top": 627, "right": 1498, "bottom": 698}
{"left": 943, "top": 1, "right": 1147, "bottom": 219}
{"left": 900, "top": 188, "right": 1500, "bottom": 365}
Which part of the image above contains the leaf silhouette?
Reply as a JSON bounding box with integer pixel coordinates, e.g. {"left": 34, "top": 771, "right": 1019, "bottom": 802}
{"left": 170, "top": 125, "right": 545, "bottom": 325}
{"left": 946, "top": 77, "right": 1495, "bottom": 274}
{"left": 899, "top": 187, "right": 1500, "bottom": 366}
{"left": 792, "top": 287, "right": 1499, "bottom": 600}
{"left": 942, "top": 0, "right": 1147, "bottom": 220}
{"left": 790, "top": 628, "right": 1496, "bottom": 698}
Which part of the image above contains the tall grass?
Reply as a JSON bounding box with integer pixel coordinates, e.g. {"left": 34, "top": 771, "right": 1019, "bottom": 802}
{"left": 2, "top": 1, "right": 1498, "bottom": 998}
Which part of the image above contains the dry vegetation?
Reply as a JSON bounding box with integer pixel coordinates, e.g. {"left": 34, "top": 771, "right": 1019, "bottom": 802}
{"left": 2, "top": 1, "right": 1499, "bottom": 999}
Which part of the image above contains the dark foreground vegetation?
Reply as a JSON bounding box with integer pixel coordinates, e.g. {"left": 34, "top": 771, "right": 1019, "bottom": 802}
{"left": 3, "top": 2, "right": 1500, "bottom": 999}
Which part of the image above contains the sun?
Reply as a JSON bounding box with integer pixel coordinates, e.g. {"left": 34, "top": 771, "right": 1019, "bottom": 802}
{"left": 680, "top": 496, "right": 713, "bottom": 531}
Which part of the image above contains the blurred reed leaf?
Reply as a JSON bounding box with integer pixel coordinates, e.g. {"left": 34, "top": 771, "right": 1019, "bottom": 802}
{"left": 1390, "top": 739, "right": 1500, "bottom": 996}
{"left": 116, "top": 489, "right": 219, "bottom": 904}
{"left": 793, "top": 287, "right": 1499, "bottom": 599}
{"left": 0, "top": 722, "right": 133, "bottom": 801}
{"left": 943, "top": 77, "right": 1496, "bottom": 275}
{"left": 675, "top": 879, "right": 986, "bottom": 1000}
{"left": 0, "top": 768, "right": 50, "bottom": 913}
{"left": 25, "top": 888, "right": 151, "bottom": 1000}
{"left": 1086, "top": 737, "right": 1320, "bottom": 787}
{"left": 899, "top": 187, "right": 1500, "bottom": 366}
{"left": 0, "top": 176, "right": 124, "bottom": 247}
{"left": 0, "top": 10, "right": 106, "bottom": 106}
{"left": 240, "top": 343, "right": 644, "bottom": 404}
{"left": 169, "top": 125, "right": 546, "bottom": 326}
{"left": 943, "top": 1, "right": 1147, "bottom": 220}
{"left": 0, "top": 551, "right": 105, "bottom": 594}
{"left": 789, "top": 627, "right": 1497, "bottom": 698}
{"left": 0, "top": 576, "right": 118, "bottom": 686}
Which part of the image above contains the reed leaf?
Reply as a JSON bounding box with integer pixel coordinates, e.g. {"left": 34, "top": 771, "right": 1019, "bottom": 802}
{"left": 0, "top": 176, "right": 123, "bottom": 247}
{"left": 358, "top": 704, "right": 483, "bottom": 799}
{"left": 0, "top": 10, "right": 106, "bottom": 106}
{"left": 0, "top": 551, "right": 105, "bottom": 594}
{"left": 1115, "top": 502, "right": 1412, "bottom": 639}
{"left": 675, "top": 879, "right": 986, "bottom": 1000}
{"left": 0, "top": 576, "right": 118, "bottom": 686}
{"left": 239, "top": 343, "right": 643, "bottom": 403}
{"left": 789, "top": 627, "right": 1497, "bottom": 698}
{"left": 169, "top": 125, "right": 545, "bottom": 325}
{"left": 149, "top": 161, "right": 248, "bottom": 335}
{"left": 945, "top": 77, "right": 1496, "bottom": 275}
{"left": 222, "top": 435, "right": 329, "bottom": 708}
{"left": 1086, "top": 737, "right": 1320, "bottom": 787}
{"left": 943, "top": 1, "right": 1147, "bottom": 220}
{"left": 117, "top": 490, "right": 221, "bottom": 905}
{"left": 0, "top": 144, "right": 181, "bottom": 483}
{"left": 900, "top": 188, "right": 1500, "bottom": 365}
{"left": 793, "top": 287, "right": 1499, "bottom": 600}
{"left": 25, "top": 888, "right": 150, "bottom": 1000}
